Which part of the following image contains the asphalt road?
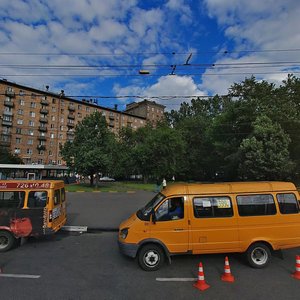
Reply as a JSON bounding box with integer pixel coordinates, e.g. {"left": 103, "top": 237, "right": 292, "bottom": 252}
{"left": 0, "top": 231, "right": 300, "bottom": 300}
{"left": 65, "top": 191, "right": 154, "bottom": 230}
{"left": 1, "top": 192, "right": 300, "bottom": 299}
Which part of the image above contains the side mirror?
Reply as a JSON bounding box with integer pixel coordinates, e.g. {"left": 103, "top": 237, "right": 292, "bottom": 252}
{"left": 151, "top": 209, "right": 156, "bottom": 224}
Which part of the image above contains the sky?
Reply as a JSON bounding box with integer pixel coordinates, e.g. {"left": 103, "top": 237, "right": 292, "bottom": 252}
{"left": 0, "top": 0, "right": 300, "bottom": 111}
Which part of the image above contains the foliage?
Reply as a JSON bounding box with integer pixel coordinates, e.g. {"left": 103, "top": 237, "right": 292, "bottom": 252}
{"left": 0, "top": 147, "right": 23, "bottom": 164}
{"left": 238, "top": 115, "right": 294, "bottom": 180}
{"left": 60, "top": 111, "right": 116, "bottom": 185}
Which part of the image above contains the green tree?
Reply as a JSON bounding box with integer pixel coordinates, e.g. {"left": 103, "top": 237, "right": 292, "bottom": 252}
{"left": 0, "top": 147, "right": 23, "bottom": 164}
{"left": 60, "top": 111, "right": 116, "bottom": 186}
{"left": 133, "top": 122, "right": 185, "bottom": 182}
{"left": 238, "top": 115, "right": 294, "bottom": 180}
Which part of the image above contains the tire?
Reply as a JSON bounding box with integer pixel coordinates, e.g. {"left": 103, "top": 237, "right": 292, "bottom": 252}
{"left": 246, "top": 242, "right": 271, "bottom": 268}
{"left": 0, "top": 231, "right": 16, "bottom": 252}
{"left": 138, "top": 244, "right": 165, "bottom": 271}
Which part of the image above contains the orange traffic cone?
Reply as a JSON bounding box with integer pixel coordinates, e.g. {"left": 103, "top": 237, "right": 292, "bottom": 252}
{"left": 292, "top": 255, "right": 300, "bottom": 280}
{"left": 221, "top": 256, "right": 235, "bottom": 283}
{"left": 193, "top": 262, "right": 210, "bottom": 291}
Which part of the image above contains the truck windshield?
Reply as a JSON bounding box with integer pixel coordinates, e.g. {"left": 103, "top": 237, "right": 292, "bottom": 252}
{"left": 137, "top": 193, "right": 165, "bottom": 221}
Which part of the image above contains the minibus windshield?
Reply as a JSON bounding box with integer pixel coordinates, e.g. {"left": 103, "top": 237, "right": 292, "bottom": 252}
{"left": 137, "top": 193, "right": 165, "bottom": 221}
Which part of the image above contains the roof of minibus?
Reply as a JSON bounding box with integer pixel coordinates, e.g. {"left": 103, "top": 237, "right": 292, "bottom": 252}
{"left": 162, "top": 181, "right": 296, "bottom": 196}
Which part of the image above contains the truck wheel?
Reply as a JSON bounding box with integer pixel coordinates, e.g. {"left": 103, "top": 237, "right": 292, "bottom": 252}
{"left": 246, "top": 242, "right": 271, "bottom": 268}
{"left": 138, "top": 244, "right": 165, "bottom": 271}
{"left": 0, "top": 231, "right": 16, "bottom": 252}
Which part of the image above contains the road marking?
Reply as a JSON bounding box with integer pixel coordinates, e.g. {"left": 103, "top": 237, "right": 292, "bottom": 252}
{"left": 62, "top": 225, "right": 88, "bottom": 232}
{"left": 0, "top": 274, "right": 40, "bottom": 279}
{"left": 156, "top": 278, "right": 197, "bottom": 282}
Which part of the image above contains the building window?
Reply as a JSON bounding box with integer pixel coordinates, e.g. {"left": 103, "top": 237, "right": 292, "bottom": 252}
{"left": 51, "top": 116, "right": 55, "bottom": 121}
{"left": 27, "top": 139, "right": 33, "bottom": 145}
{"left": 29, "top": 111, "right": 35, "bottom": 117}
{"left": 17, "top": 109, "right": 23, "bottom": 115}
{"left": 28, "top": 130, "right": 34, "bottom": 136}
{"left": 14, "top": 148, "right": 21, "bottom": 154}
{"left": 59, "top": 134, "right": 63, "bottom": 139}
{"left": 50, "top": 133, "right": 55, "bottom": 139}
{"left": 16, "top": 128, "right": 22, "bottom": 134}
{"left": 16, "top": 138, "right": 21, "bottom": 144}
{"left": 60, "top": 126, "right": 64, "bottom": 131}
{"left": 52, "top": 107, "right": 56, "bottom": 112}
{"left": 26, "top": 149, "right": 33, "bottom": 155}
{"left": 31, "top": 93, "right": 36, "bottom": 99}
{"left": 30, "top": 102, "right": 36, "bottom": 108}
{"left": 51, "top": 124, "right": 54, "bottom": 128}
{"left": 17, "top": 119, "right": 23, "bottom": 125}
{"left": 52, "top": 98, "right": 56, "bottom": 104}
{"left": 78, "top": 105, "right": 82, "bottom": 110}
{"left": 29, "top": 120, "right": 35, "bottom": 127}
{"left": 19, "top": 99, "right": 25, "bottom": 106}
{"left": 49, "top": 150, "right": 53, "bottom": 156}
{"left": 61, "top": 117, "right": 64, "bottom": 123}
{"left": 86, "top": 107, "right": 90, "bottom": 112}
{"left": 19, "top": 90, "right": 25, "bottom": 96}
{"left": 61, "top": 109, "right": 64, "bottom": 114}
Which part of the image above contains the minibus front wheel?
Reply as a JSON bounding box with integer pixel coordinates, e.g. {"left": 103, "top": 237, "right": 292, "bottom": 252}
{"left": 138, "top": 244, "right": 165, "bottom": 271}
{"left": 246, "top": 242, "right": 272, "bottom": 268}
{"left": 0, "top": 231, "right": 16, "bottom": 252}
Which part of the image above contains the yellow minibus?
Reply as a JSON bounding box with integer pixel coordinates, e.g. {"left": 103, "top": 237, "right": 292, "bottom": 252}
{"left": 0, "top": 180, "right": 66, "bottom": 251}
{"left": 118, "top": 181, "right": 300, "bottom": 271}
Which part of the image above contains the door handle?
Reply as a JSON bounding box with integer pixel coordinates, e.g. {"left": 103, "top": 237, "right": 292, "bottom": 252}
{"left": 174, "top": 228, "right": 184, "bottom": 231}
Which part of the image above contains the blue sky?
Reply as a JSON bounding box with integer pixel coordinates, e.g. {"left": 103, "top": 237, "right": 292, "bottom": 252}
{"left": 0, "top": 0, "right": 299, "bottom": 111}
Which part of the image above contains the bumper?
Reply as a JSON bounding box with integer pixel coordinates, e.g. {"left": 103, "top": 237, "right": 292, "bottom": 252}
{"left": 118, "top": 240, "right": 139, "bottom": 258}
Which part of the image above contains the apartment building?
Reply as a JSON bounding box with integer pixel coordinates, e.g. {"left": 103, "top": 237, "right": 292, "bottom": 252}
{"left": 0, "top": 79, "right": 165, "bottom": 165}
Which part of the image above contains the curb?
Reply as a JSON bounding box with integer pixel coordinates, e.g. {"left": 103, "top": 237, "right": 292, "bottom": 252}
{"left": 62, "top": 225, "right": 118, "bottom": 233}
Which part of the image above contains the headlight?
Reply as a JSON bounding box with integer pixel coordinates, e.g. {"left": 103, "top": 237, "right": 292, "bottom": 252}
{"left": 120, "top": 228, "right": 128, "bottom": 239}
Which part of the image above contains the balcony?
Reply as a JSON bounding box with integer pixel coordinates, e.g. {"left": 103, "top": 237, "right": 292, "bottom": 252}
{"left": 1, "top": 120, "right": 12, "bottom": 127}
{"left": 68, "top": 114, "right": 75, "bottom": 120}
{"left": 38, "top": 126, "right": 47, "bottom": 132}
{"left": 109, "top": 114, "right": 115, "bottom": 120}
{"left": 40, "top": 98, "right": 49, "bottom": 106}
{"left": 67, "top": 131, "right": 75, "bottom": 136}
{"left": 40, "top": 108, "right": 49, "bottom": 114}
{"left": 37, "top": 145, "right": 46, "bottom": 151}
{"left": 68, "top": 105, "right": 75, "bottom": 111}
{"left": 5, "top": 89, "right": 15, "bottom": 97}
{"left": 0, "top": 140, "right": 10, "bottom": 147}
{"left": 39, "top": 117, "right": 48, "bottom": 123}
{"left": 3, "top": 110, "right": 13, "bottom": 116}
{"left": 4, "top": 100, "right": 14, "bottom": 107}
{"left": 38, "top": 136, "right": 47, "bottom": 141}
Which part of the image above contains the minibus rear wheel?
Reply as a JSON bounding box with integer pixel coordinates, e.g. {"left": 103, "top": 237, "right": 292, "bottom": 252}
{"left": 138, "top": 244, "right": 165, "bottom": 271}
{"left": 0, "top": 231, "right": 16, "bottom": 252}
{"left": 246, "top": 242, "right": 271, "bottom": 268}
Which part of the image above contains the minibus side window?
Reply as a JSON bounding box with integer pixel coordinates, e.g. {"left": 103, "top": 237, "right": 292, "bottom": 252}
{"left": 28, "top": 191, "right": 48, "bottom": 208}
{"left": 155, "top": 197, "right": 184, "bottom": 221}
{"left": 0, "top": 191, "right": 25, "bottom": 208}
{"left": 277, "top": 193, "right": 299, "bottom": 214}
{"left": 193, "top": 196, "right": 233, "bottom": 218}
{"left": 237, "top": 194, "right": 276, "bottom": 216}
{"left": 54, "top": 190, "right": 60, "bottom": 206}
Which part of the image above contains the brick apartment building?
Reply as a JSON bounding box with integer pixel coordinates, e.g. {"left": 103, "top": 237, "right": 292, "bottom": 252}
{"left": 0, "top": 79, "right": 165, "bottom": 165}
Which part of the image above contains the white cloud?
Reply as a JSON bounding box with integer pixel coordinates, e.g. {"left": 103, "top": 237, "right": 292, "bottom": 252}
{"left": 114, "top": 75, "right": 205, "bottom": 111}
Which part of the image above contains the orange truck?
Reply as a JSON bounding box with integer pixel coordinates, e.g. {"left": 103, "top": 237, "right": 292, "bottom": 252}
{"left": 119, "top": 181, "right": 300, "bottom": 271}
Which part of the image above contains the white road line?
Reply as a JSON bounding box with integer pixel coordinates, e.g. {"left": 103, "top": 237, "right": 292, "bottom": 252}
{"left": 156, "top": 278, "right": 197, "bottom": 282}
{"left": 0, "top": 274, "right": 41, "bottom": 279}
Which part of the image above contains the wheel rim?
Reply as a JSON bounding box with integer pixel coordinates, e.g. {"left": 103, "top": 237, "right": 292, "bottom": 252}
{"left": 0, "top": 236, "right": 9, "bottom": 250}
{"left": 143, "top": 250, "right": 160, "bottom": 268}
{"left": 251, "top": 247, "right": 268, "bottom": 265}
